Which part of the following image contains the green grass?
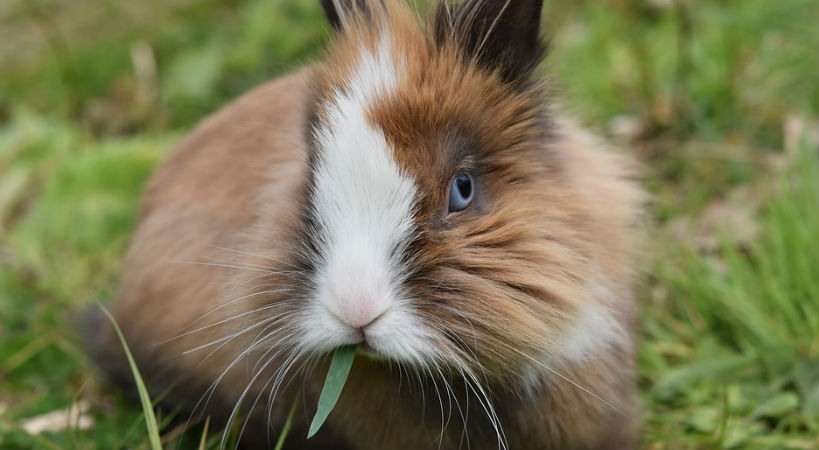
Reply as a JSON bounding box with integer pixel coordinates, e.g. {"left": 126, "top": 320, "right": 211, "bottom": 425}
{"left": 307, "top": 345, "right": 357, "bottom": 439}
{"left": 1, "top": 0, "right": 818, "bottom": 449}
{"left": 641, "top": 145, "right": 819, "bottom": 449}
{"left": 99, "top": 305, "right": 163, "bottom": 450}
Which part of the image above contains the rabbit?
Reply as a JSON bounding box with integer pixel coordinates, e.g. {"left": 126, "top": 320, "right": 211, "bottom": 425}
{"left": 85, "top": 0, "right": 644, "bottom": 449}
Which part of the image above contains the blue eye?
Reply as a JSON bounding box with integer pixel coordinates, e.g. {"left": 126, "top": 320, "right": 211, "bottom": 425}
{"left": 449, "top": 172, "right": 474, "bottom": 213}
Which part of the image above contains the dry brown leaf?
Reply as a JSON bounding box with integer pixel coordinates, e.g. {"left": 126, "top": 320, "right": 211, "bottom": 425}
{"left": 667, "top": 185, "right": 761, "bottom": 255}
{"left": 20, "top": 400, "right": 94, "bottom": 435}
{"left": 784, "top": 114, "right": 819, "bottom": 160}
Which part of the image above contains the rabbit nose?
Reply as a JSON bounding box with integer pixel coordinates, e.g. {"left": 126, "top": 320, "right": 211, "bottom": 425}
{"left": 336, "top": 294, "right": 389, "bottom": 330}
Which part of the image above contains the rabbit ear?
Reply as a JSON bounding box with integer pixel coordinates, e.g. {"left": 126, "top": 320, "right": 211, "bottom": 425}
{"left": 434, "top": 0, "right": 545, "bottom": 84}
{"left": 320, "top": 0, "right": 370, "bottom": 30}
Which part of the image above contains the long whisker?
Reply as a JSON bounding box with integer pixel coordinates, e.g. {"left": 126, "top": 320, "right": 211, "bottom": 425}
{"left": 427, "top": 366, "right": 448, "bottom": 449}
{"left": 515, "top": 348, "right": 631, "bottom": 419}
{"left": 158, "top": 296, "right": 296, "bottom": 345}
{"left": 206, "top": 244, "right": 303, "bottom": 269}
{"left": 235, "top": 345, "right": 304, "bottom": 450}
{"left": 222, "top": 346, "right": 284, "bottom": 449}
{"left": 189, "top": 324, "right": 290, "bottom": 420}
{"left": 179, "top": 276, "right": 300, "bottom": 330}
{"left": 431, "top": 360, "right": 468, "bottom": 449}
{"left": 463, "top": 366, "right": 508, "bottom": 450}
{"left": 168, "top": 260, "right": 281, "bottom": 274}
{"left": 183, "top": 313, "right": 283, "bottom": 356}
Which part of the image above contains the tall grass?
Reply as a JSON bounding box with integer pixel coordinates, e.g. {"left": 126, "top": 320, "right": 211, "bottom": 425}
{"left": 642, "top": 145, "right": 819, "bottom": 449}
{"left": 99, "top": 306, "right": 163, "bottom": 450}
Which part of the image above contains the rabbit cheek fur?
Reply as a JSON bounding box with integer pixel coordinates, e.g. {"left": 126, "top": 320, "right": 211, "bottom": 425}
{"left": 89, "top": 1, "right": 643, "bottom": 449}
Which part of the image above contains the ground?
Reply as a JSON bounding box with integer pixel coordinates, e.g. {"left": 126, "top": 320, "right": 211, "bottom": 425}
{"left": 0, "top": 0, "right": 818, "bottom": 449}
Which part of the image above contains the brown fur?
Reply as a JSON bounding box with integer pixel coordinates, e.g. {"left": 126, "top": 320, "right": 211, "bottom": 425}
{"left": 90, "top": 2, "right": 643, "bottom": 449}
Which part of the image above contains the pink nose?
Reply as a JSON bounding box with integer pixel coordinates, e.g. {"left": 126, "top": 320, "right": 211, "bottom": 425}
{"left": 336, "top": 296, "right": 388, "bottom": 329}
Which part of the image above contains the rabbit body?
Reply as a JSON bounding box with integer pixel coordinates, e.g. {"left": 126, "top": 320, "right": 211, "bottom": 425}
{"left": 89, "top": 1, "right": 643, "bottom": 449}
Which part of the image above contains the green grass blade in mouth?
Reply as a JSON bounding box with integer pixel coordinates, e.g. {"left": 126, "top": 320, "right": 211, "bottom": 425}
{"left": 307, "top": 345, "right": 357, "bottom": 438}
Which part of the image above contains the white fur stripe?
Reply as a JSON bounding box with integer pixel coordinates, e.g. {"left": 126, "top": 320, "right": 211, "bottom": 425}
{"left": 300, "top": 36, "right": 436, "bottom": 364}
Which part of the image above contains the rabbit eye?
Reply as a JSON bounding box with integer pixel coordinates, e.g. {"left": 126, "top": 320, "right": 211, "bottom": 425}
{"left": 448, "top": 172, "right": 474, "bottom": 213}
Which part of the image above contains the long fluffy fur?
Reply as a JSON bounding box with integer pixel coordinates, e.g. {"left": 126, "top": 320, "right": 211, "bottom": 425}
{"left": 88, "top": 2, "right": 644, "bottom": 449}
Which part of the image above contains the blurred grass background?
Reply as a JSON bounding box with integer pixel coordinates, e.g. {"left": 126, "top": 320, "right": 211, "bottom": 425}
{"left": 1, "top": 0, "right": 818, "bottom": 448}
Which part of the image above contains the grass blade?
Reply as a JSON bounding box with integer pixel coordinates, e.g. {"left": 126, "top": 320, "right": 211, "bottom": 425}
{"left": 99, "top": 304, "right": 163, "bottom": 450}
{"left": 274, "top": 395, "right": 299, "bottom": 450}
{"left": 198, "top": 416, "right": 210, "bottom": 450}
{"left": 307, "top": 345, "right": 357, "bottom": 438}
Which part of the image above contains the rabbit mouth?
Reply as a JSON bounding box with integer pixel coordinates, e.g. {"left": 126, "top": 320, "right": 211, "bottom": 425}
{"left": 356, "top": 341, "right": 379, "bottom": 359}
{"left": 296, "top": 297, "right": 439, "bottom": 367}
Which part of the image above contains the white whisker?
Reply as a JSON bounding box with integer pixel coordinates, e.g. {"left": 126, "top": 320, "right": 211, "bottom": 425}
{"left": 169, "top": 260, "right": 279, "bottom": 274}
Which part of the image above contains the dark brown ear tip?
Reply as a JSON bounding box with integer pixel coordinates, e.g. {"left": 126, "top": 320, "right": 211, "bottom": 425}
{"left": 433, "top": 0, "right": 548, "bottom": 84}
{"left": 320, "top": 0, "right": 371, "bottom": 30}
{"left": 320, "top": 0, "right": 343, "bottom": 29}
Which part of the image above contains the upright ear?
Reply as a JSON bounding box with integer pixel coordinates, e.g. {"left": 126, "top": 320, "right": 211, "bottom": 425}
{"left": 320, "top": 0, "right": 370, "bottom": 30}
{"left": 435, "top": 0, "right": 545, "bottom": 84}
